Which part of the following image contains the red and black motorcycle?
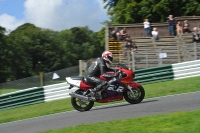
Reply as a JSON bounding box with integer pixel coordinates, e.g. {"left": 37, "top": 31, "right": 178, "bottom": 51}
{"left": 66, "top": 63, "right": 145, "bottom": 112}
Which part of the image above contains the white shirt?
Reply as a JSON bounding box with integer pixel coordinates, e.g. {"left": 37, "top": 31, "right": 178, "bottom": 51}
{"left": 152, "top": 31, "right": 158, "bottom": 36}
{"left": 144, "top": 21, "right": 150, "bottom": 28}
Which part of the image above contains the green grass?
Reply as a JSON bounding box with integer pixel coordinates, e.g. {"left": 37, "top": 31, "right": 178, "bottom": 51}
{"left": 40, "top": 109, "right": 200, "bottom": 133}
{"left": 0, "top": 88, "right": 19, "bottom": 95}
{"left": 0, "top": 76, "right": 200, "bottom": 124}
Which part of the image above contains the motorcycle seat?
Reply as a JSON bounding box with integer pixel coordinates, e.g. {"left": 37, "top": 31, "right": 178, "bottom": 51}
{"left": 83, "top": 78, "right": 95, "bottom": 87}
{"left": 70, "top": 76, "right": 84, "bottom": 80}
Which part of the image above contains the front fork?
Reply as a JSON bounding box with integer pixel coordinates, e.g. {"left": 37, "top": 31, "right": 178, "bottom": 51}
{"left": 127, "top": 85, "right": 135, "bottom": 95}
{"left": 127, "top": 82, "right": 141, "bottom": 95}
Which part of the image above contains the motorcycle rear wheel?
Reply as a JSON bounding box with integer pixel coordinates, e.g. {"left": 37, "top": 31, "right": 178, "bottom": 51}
{"left": 71, "top": 90, "right": 94, "bottom": 112}
{"left": 123, "top": 85, "right": 145, "bottom": 104}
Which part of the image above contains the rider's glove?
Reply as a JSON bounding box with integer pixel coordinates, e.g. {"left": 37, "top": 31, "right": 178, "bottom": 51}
{"left": 113, "top": 71, "right": 120, "bottom": 78}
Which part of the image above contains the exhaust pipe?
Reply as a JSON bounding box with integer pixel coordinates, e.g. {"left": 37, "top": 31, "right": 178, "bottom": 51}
{"left": 69, "top": 92, "right": 89, "bottom": 101}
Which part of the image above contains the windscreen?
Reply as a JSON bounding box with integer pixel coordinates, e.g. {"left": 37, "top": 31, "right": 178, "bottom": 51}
{"left": 117, "top": 63, "right": 129, "bottom": 70}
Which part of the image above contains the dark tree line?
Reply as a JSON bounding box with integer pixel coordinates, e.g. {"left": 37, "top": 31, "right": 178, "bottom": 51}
{"left": 0, "top": 24, "right": 105, "bottom": 82}
{"left": 103, "top": 0, "right": 200, "bottom": 24}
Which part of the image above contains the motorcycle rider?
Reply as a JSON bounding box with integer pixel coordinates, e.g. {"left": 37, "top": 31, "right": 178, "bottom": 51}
{"left": 86, "top": 51, "right": 116, "bottom": 98}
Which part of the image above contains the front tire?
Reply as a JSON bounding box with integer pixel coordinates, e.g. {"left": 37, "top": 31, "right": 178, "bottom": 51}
{"left": 124, "top": 85, "right": 145, "bottom": 104}
{"left": 71, "top": 90, "right": 94, "bottom": 112}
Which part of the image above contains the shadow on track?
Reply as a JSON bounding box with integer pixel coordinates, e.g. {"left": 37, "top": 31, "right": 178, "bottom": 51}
{"left": 91, "top": 99, "right": 158, "bottom": 111}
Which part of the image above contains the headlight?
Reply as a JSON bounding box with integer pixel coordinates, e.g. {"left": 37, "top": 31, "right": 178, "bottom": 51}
{"left": 122, "top": 72, "right": 127, "bottom": 78}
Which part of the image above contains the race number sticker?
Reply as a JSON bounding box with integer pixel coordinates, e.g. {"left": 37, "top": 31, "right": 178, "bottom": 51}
{"left": 107, "top": 85, "right": 124, "bottom": 92}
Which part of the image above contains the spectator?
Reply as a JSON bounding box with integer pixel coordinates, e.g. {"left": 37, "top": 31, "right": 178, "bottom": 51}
{"left": 143, "top": 19, "right": 151, "bottom": 37}
{"left": 192, "top": 29, "right": 200, "bottom": 42}
{"left": 183, "top": 20, "right": 191, "bottom": 33}
{"left": 176, "top": 21, "right": 183, "bottom": 35}
{"left": 111, "top": 27, "right": 121, "bottom": 41}
{"left": 193, "top": 27, "right": 199, "bottom": 31}
{"left": 123, "top": 40, "right": 138, "bottom": 56}
{"left": 120, "top": 27, "right": 128, "bottom": 41}
{"left": 166, "top": 15, "right": 176, "bottom": 36}
{"left": 151, "top": 27, "right": 159, "bottom": 40}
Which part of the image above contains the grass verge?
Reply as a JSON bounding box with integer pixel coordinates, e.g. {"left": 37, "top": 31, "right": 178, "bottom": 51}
{"left": 40, "top": 109, "right": 200, "bottom": 133}
{"left": 0, "top": 76, "right": 200, "bottom": 124}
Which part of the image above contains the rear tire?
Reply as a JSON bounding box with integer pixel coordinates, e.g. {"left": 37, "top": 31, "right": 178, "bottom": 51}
{"left": 71, "top": 90, "right": 94, "bottom": 112}
{"left": 124, "top": 85, "right": 145, "bottom": 104}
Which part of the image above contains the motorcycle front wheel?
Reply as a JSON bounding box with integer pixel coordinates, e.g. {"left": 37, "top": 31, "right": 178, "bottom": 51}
{"left": 71, "top": 90, "right": 94, "bottom": 112}
{"left": 123, "top": 85, "right": 145, "bottom": 104}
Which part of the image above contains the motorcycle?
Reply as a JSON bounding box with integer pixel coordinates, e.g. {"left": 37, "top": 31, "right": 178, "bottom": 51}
{"left": 66, "top": 63, "right": 145, "bottom": 112}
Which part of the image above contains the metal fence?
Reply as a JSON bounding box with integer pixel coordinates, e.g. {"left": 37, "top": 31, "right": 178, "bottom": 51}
{"left": 79, "top": 42, "right": 200, "bottom": 72}
{"left": 123, "top": 42, "right": 200, "bottom": 70}
{"left": 0, "top": 66, "right": 79, "bottom": 94}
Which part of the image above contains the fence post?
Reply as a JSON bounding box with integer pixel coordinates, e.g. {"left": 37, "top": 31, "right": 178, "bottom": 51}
{"left": 158, "top": 48, "right": 162, "bottom": 66}
{"left": 194, "top": 42, "right": 197, "bottom": 60}
{"left": 131, "top": 51, "right": 135, "bottom": 71}
{"left": 105, "top": 23, "right": 109, "bottom": 51}
{"left": 40, "top": 72, "right": 44, "bottom": 86}
{"left": 118, "top": 51, "right": 121, "bottom": 63}
{"left": 79, "top": 60, "right": 83, "bottom": 76}
{"left": 146, "top": 50, "right": 148, "bottom": 68}
{"left": 127, "top": 51, "right": 131, "bottom": 69}
{"left": 177, "top": 44, "right": 181, "bottom": 63}
{"left": 0, "top": 83, "right": 2, "bottom": 95}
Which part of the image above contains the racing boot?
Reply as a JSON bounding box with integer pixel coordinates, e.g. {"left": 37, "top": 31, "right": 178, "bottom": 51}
{"left": 90, "top": 82, "right": 108, "bottom": 100}
{"left": 93, "top": 82, "right": 108, "bottom": 92}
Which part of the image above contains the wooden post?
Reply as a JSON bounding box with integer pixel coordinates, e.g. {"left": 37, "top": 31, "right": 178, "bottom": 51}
{"left": 131, "top": 51, "right": 135, "bottom": 71}
{"left": 79, "top": 60, "right": 82, "bottom": 76}
{"left": 0, "top": 83, "right": 2, "bottom": 95}
{"left": 40, "top": 72, "right": 44, "bottom": 86}
{"left": 146, "top": 50, "right": 148, "bottom": 68}
{"left": 177, "top": 44, "right": 181, "bottom": 63}
{"left": 177, "top": 36, "right": 181, "bottom": 63}
{"left": 105, "top": 23, "right": 109, "bottom": 51}
{"left": 194, "top": 42, "right": 197, "bottom": 60}
{"left": 127, "top": 51, "right": 131, "bottom": 69}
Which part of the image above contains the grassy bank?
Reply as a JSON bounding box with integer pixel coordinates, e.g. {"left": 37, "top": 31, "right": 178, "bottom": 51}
{"left": 0, "top": 76, "right": 200, "bottom": 124}
{"left": 40, "top": 109, "right": 200, "bottom": 133}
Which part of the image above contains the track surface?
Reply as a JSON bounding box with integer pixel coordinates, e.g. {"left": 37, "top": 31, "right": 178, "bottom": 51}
{"left": 0, "top": 91, "right": 200, "bottom": 133}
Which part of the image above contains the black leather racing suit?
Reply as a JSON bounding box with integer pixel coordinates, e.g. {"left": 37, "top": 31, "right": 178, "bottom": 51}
{"left": 86, "top": 57, "right": 115, "bottom": 92}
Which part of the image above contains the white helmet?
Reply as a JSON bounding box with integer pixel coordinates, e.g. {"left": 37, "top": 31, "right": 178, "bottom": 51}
{"left": 102, "top": 51, "right": 113, "bottom": 68}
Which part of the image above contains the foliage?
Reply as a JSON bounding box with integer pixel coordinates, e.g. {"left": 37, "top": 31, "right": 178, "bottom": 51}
{"left": 0, "top": 26, "right": 9, "bottom": 82}
{"left": 0, "top": 24, "right": 104, "bottom": 82}
{"left": 104, "top": 0, "right": 200, "bottom": 24}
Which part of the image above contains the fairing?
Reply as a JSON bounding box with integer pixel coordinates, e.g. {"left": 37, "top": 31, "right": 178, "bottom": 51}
{"left": 129, "top": 81, "right": 141, "bottom": 88}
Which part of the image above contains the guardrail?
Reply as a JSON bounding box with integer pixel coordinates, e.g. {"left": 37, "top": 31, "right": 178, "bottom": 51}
{"left": 134, "top": 64, "right": 174, "bottom": 84}
{"left": 43, "top": 82, "right": 77, "bottom": 102}
{"left": 0, "top": 87, "right": 44, "bottom": 110}
{"left": 134, "top": 59, "right": 200, "bottom": 84}
{"left": 0, "top": 60, "right": 199, "bottom": 110}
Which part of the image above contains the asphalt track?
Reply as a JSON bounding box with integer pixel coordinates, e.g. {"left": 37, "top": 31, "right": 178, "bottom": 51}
{"left": 0, "top": 91, "right": 200, "bottom": 133}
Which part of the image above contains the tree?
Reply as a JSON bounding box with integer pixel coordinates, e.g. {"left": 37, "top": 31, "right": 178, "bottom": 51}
{"left": 58, "top": 26, "right": 104, "bottom": 68}
{"left": 0, "top": 26, "right": 9, "bottom": 82}
{"left": 4, "top": 24, "right": 104, "bottom": 81}
{"left": 104, "top": 0, "right": 200, "bottom": 24}
{"left": 6, "top": 23, "right": 66, "bottom": 79}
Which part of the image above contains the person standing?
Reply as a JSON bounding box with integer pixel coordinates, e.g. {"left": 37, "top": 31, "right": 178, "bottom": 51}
{"left": 176, "top": 21, "right": 183, "bottom": 35}
{"left": 143, "top": 19, "right": 151, "bottom": 37}
{"left": 166, "top": 15, "right": 176, "bottom": 36}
